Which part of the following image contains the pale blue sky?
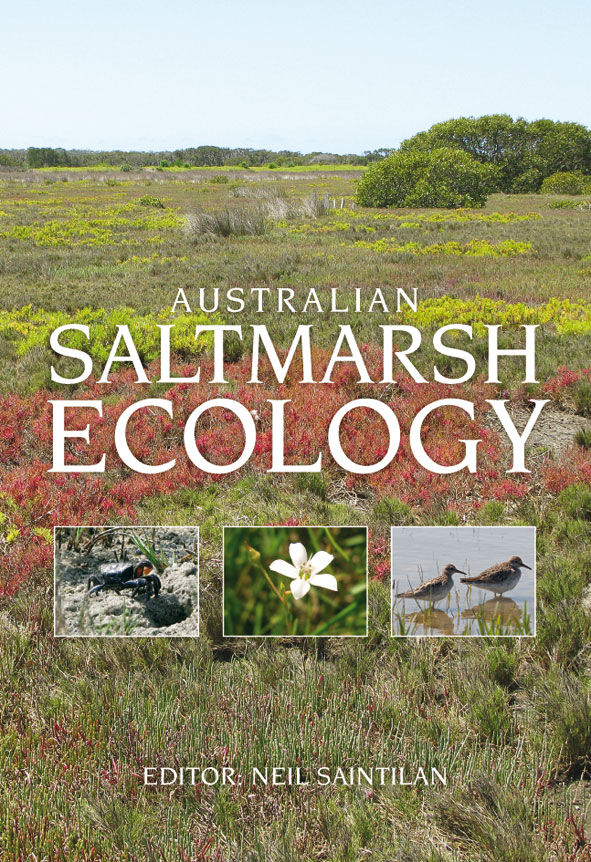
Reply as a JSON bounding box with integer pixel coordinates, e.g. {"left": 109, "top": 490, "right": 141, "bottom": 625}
{"left": 2, "top": 0, "right": 589, "bottom": 152}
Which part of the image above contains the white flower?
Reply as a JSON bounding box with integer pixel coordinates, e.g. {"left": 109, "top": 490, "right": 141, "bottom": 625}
{"left": 269, "top": 543, "right": 337, "bottom": 600}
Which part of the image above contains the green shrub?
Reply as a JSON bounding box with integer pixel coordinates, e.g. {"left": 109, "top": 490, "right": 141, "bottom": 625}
{"left": 400, "top": 114, "right": 591, "bottom": 193}
{"left": 510, "top": 168, "right": 543, "bottom": 193}
{"left": 138, "top": 195, "right": 165, "bottom": 208}
{"left": 487, "top": 648, "right": 518, "bottom": 688}
{"left": 209, "top": 175, "right": 229, "bottom": 184}
{"left": 145, "top": 195, "right": 166, "bottom": 208}
{"left": 558, "top": 483, "right": 591, "bottom": 520}
{"left": 575, "top": 428, "right": 591, "bottom": 449}
{"left": 120, "top": 163, "right": 133, "bottom": 172}
{"left": 294, "top": 473, "right": 328, "bottom": 499}
{"left": 355, "top": 147, "right": 496, "bottom": 209}
{"left": 373, "top": 497, "right": 411, "bottom": 525}
{"left": 541, "top": 171, "right": 590, "bottom": 195}
{"left": 477, "top": 500, "right": 506, "bottom": 524}
{"left": 267, "top": 162, "right": 278, "bottom": 169}
{"left": 469, "top": 686, "right": 513, "bottom": 742}
{"left": 575, "top": 381, "right": 591, "bottom": 416}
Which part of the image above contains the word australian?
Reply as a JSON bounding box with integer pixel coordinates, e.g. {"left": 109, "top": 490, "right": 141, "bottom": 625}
{"left": 171, "top": 285, "right": 417, "bottom": 314}
{"left": 49, "top": 322, "right": 548, "bottom": 476}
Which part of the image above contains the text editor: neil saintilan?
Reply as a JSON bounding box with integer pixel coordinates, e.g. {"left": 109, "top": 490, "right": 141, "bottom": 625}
{"left": 143, "top": 765, "right": 447, "bottom": 787}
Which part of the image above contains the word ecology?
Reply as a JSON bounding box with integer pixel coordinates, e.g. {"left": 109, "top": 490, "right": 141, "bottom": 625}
{"left": 49, "top": 322, "right": 547, "bottom": 476}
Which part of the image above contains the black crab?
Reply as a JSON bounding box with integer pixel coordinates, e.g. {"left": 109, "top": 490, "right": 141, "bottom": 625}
{"left": 87, "top": 558, "right": 162, "bottom": 599}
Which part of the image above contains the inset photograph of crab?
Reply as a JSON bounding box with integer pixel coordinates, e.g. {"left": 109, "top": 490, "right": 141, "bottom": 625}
{"left": 223, "top": 526, "right": 367, "bottom": 637}
{"left": 54, "top": 526, "right": 199, "bottom": 637}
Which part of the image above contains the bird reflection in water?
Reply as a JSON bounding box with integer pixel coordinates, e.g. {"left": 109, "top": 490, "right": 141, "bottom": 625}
{"left": 404, "top": 608, "right": 455, "bottom": 636}
{"left": 461, "top": 597, "right": 522, "bottom": 628}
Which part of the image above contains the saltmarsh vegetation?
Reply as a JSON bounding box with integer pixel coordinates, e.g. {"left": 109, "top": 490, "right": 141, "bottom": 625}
{"left": 0, "top": 199, "right": 183, "bottom": 247}
{"left": 354, "top": 238, "right": 533, "bottom": 256}
{"left": 0, "top": 305, "right": 220, "bottom": 364}
{"left": 1, "top": 164, "right": 591, "bottom": 859}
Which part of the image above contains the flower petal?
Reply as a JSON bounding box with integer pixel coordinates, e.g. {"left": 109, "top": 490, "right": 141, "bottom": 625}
{"left": 290, "top": 578, "right": 311, "bottom": 600}
{"left": 309, "top": 551, "right": 334, "bottom": 575}
{"left": 289, "top": 543, "right": 308, "bottom": 569}
{"left": 269, "top": 560, "right": 299, "bottom": 580}
{"left": 310, "top": 573, "right": 338, "bottom": 592}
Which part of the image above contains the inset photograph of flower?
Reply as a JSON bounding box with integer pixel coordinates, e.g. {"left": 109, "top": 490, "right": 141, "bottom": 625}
{"left": 391, "top": 526, "right": 536, "bottom": 637}
{"left": 223, "top": 526, "right": 367, "bottom": 637}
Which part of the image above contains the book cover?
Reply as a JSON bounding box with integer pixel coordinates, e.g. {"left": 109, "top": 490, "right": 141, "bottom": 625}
{"left": 1, "top": 2, "right": 590, "bottom": 859}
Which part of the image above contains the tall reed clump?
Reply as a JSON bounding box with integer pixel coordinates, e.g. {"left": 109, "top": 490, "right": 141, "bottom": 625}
{"left": 186, "top": 193, "right": 329, "bottom": 239}
{"left": 186, "top": 205, "right": 268, "bottom": 238}
{"left": 262, "top": 191, "right": 330, "bottom": 220}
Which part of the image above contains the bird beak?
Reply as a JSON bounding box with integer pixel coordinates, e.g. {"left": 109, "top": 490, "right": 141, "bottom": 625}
{"left": 521, "top": 563, "right": 532, "bottom": 569}
{"left": 455, "top": 569, "right": 466, "bottom": 575}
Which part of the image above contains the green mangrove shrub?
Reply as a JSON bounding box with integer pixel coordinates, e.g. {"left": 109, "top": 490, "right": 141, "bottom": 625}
{"left": 355, "top": 147, "right": 496, "bottom": 209}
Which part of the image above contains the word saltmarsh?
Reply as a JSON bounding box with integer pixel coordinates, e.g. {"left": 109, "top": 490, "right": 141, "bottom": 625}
{"left": 51, "top": 322, "right": 538, "bottom": 386}
{"left": 49, "top": 322, "right": 548, "bottom": 476}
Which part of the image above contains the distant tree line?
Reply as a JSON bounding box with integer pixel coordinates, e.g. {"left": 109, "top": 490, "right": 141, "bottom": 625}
{"left": 0, "top": 146, "right": 368, "bottom": 169}
{"left": 1, "top": 116, "right": 589, "bottom": 184}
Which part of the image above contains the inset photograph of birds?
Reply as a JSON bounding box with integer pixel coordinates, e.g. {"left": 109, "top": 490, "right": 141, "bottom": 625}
{"left": 391, "top": 526, "right": 535, "bottom": 637}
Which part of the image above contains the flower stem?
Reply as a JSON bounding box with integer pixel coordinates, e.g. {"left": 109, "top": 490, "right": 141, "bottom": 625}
{"left": 258, "top": 563, "right": 287, "bottom": 605}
